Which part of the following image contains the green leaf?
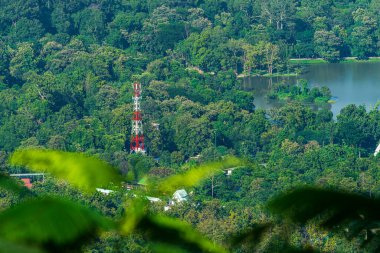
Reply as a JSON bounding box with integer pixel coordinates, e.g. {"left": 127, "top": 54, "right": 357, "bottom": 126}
{"left": 0, "top": 239, "right": 44, "bottom": 253}
{"left": 0, "top": 173, "right": 31, "bottom": 195}
{"left": 268, "top": 187, "right": 380, "bottom": 250}
{"left": 137, "top": 215, "right": 228, "bottom": 253}
{"left": 277, "top": 245, "right": 318, "bottom": 253}
{"left": 268, "top": 187, "right": 380, "bottom": 225}
{"left": 149, "top": 243, "right": 190, "bottom": 253}
{"left": 120, "top": 199, "right": 226, "bottom": 253}
{"left": 0, "top": 197, "right": 112, "bottom": 251}
{"left": 156, "top": 156, "right": 243, "bottom": 194}
{"left": 10, "top": 149, "right": 122, "bottom": 192}
{"left": 231, "top": 223, "right": 272, "bottom": 249}
{"left": 230, "top": 224, "right": 319, "bottom": 252}
{"left": 120, "top": 199, "right": 147, "bottom": 235}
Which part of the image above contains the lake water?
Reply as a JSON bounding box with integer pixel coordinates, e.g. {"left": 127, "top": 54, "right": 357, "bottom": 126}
{"left": 243, "top": 62, "right": 380, "bottom": 116}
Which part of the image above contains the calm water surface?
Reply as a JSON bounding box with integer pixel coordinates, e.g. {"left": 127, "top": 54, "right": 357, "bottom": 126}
{"left": 243, "top": 62, "right": 380, "bottom": 116}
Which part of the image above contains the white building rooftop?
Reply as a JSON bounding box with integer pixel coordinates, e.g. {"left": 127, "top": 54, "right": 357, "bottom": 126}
{"left": 173, "top": 189, "right": 188, "bottom": 202}
{"left": 96, "top": 188, "right": 114, "bottom": 195}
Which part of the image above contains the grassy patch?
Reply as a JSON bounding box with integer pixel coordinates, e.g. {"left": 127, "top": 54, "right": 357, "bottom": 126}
{"left": 277, "top": 93, "right": 293, "bottom": 100}
{"left": 290, "top": 57, "right": 380, "bottom": 65}
{"left": 263, "top": 73, "right": 298, "bottom": 77}
{"left": 340, "top": 57, "right": 380, "bottom": 63}
{"left": 363, "top": 57, "right": 380, "bottom": 62}
{"left": 267, "top": 81, "right": 332, "bottom": 107}
{"left": 289, "top": 59, "right": 327, "bottom": 64}
{"left": 314, "top": 96, "right": 330, "bottom": 104}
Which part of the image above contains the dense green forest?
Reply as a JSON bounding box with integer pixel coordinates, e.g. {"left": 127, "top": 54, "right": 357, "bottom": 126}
{"left": 1, "top": 0, "right": 380, "bottom": 252}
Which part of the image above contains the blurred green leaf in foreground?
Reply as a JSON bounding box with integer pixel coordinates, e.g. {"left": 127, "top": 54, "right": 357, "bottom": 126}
{"left": 0, "top": 239, "right": 44, "bottom": 253}
{"left": 268, "top": 187, "right": 380, "bottom": 251}
{"left": 121, "top": 199, "right": 227, "bottom": 253}
{"left": 10, "top": 149, "right": 122, "bottom": 192}
{"left": 0, "top": 173, "right": 31, "bottom": 196}
{"left": 6, "top": 150, "right": 239, "bottom": 253}
{"left": 154, "top": 156, "right": 244, "bottom": 194}
{"left": 0, "top": 197, "right": 112, "bottom": 253}
{"left": 120, "top": 157, "right": 245, "bottom": 253}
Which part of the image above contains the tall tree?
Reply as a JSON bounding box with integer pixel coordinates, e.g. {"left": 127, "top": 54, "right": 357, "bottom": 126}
{"left": 313, "top": 30, "right": 342, "bottom": 61}
{"left": 261, "top": 0, "right": 296, "bottom": 30}
{"left": 350, "top": 8, "right": 377, "bottom": 59}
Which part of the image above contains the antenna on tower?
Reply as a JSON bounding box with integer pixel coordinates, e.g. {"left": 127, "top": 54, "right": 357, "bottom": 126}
{"left": 130, "top": 82, "right": 146, "bottom": 154}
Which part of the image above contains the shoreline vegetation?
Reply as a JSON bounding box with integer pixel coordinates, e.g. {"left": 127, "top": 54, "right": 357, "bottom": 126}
{"left": 3, "top": 1, "right": 380, "bottom": 252}
{"left": 237, "top": 73, "right": 299, "bottom": 78}
{"left": 236, "top": 57, "right": 380, "bottom": 78}
{"left": 266, "top": 79, "right": 332, "bottom": 105}
{"left": 289, "top": 57, "right": 380, "bottom": 64}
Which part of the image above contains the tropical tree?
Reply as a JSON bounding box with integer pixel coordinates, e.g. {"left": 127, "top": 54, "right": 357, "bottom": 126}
{"left": 313, "top": 30, "right": 342, "bottom": 61}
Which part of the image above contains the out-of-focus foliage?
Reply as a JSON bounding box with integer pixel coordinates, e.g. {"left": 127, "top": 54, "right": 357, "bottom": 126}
{"left": 10, "top": 149, "right": 122, "bottom": 192}
{"left": 133, "top": 215, "right": 227, "bottom": 253}
{"left": 0, "top": 173, "right": 30, "bottom": 195}
{"left": 0, "top": 239, "right": 43, "bottom": 253}
{"left": 231, "top": 224, "right": 273, "bottom": 251}
{"left": 121, "top": 199, "right": 147, "bottom": 235}
{"left": 0, "top": 197, "right": 111, "bottom": 252}
{"left": 121, "top": 197, "right": 227, "bottom": 253}
{"left": 3, "top": 151, "right": 236, "bottom": 253}
{"left": 156, "top": 156, "right": 243, "bottom": 193}
{"left": 268, "top": 187, "right": 380, "bottom": 251}
{"left": 0, "top": 1, "right": 380, "bottom": 252}
{"left": 121, "top": 158, "right": 244, "bottom": 252}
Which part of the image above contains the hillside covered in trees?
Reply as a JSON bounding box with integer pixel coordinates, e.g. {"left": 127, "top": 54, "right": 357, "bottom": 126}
{"left": 1, "top": 0, "right": 380, "bottom": 252}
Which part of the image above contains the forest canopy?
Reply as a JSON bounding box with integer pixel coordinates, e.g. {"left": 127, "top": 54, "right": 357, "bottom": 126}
{"left": 1, "top": 0, "right": 380, "bottom": 252}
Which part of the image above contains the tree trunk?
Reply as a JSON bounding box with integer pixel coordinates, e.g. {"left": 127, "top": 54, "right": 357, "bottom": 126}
{"left": 211, "top": 175, "right": 215, "bottom": 198}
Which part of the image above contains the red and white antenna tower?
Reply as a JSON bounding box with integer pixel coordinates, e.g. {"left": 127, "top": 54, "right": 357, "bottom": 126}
{"left": 130, "top": 82, "right": 146, "bottom": 154}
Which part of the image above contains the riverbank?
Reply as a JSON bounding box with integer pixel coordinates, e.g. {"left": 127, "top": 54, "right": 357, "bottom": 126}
{"left": 267, "top": 80, "right": 332, "bottom": 106}
{"left": 244, "top": 61, "right": 380, "bottom": 117}
{"left": 262, "top": 73, "right": 298, "bottom": 77}
{"left": 237, "top": 73, "right": 299, "bottom": 78}
{"left": 236, "top": 57, "right": 380, "bottom": 79}
{"left": 290, "top": 57, "right": 380, "bottom": 64}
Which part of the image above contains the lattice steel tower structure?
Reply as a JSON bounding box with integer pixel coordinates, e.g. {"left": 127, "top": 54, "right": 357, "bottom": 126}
{"left": 130, "top": 82, "right": 146, "bottom": 154}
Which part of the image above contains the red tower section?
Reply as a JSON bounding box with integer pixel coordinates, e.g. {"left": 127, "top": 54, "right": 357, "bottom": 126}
{"left": 130, "top": 82, "right": 146, "bottom": 154}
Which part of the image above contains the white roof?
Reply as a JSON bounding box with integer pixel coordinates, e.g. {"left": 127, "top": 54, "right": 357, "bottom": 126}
{"left": 173, "top": 189, "right": 188, "bottom": 198}
{"left": 173, "top": 189, "right": 188, "bottom": 202}
{"left": 147, "top": 196, "right": 161, "bottom": 202}
{"left": 375, "top": 143, "right": 380, "bottom": 156}
{"left": 96, "top": 188, "right": 114, "bottom": 195}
